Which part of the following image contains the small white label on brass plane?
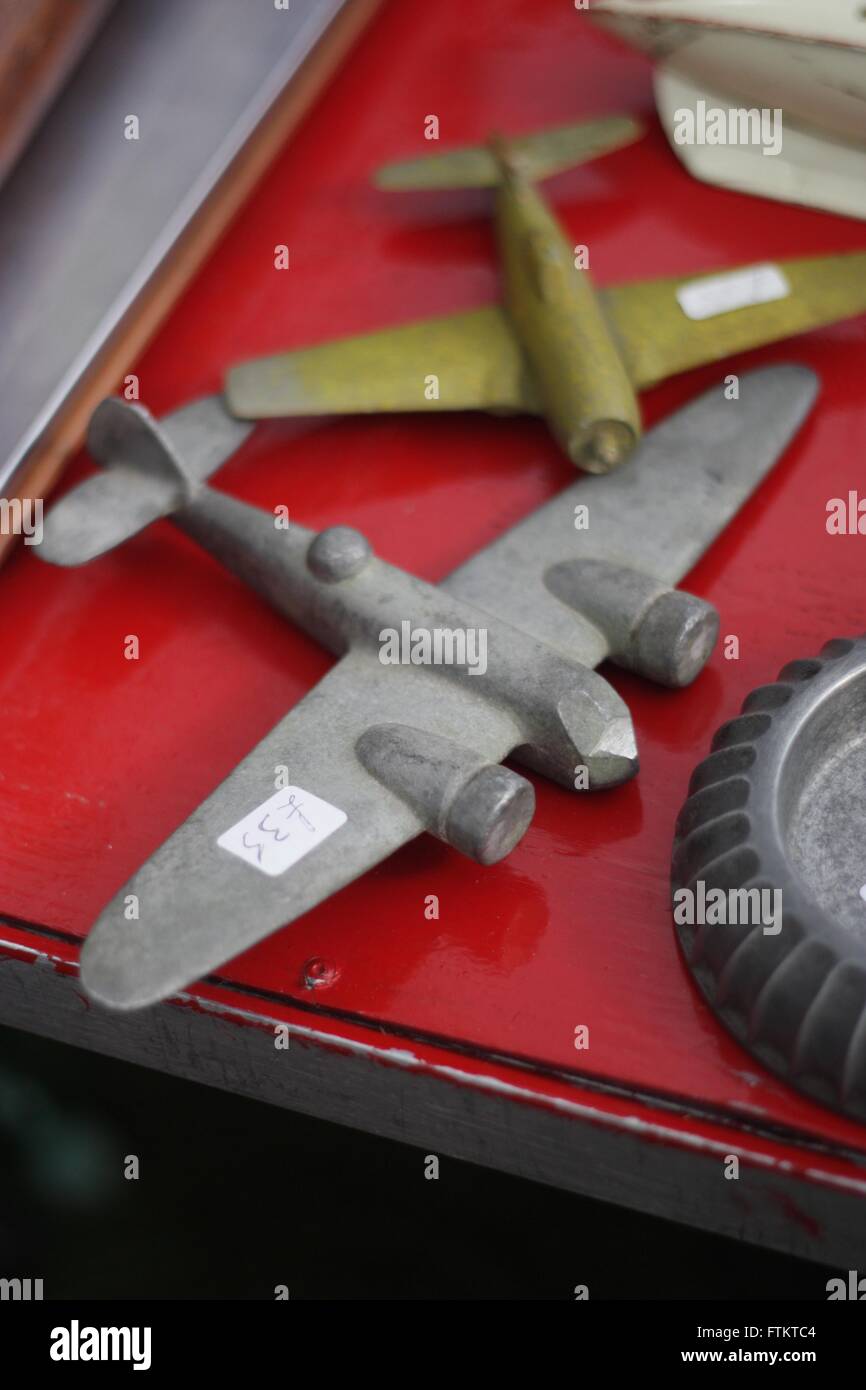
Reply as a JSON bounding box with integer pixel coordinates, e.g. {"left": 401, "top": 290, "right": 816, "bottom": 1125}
{"left": 677, "top": 264, "right": 790, "bottom": 321}
{"left": 217, "top": 786, "right": 347, "bottom": 876}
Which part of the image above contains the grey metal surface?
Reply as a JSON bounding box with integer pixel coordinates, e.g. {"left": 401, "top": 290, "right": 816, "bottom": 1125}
{"left": 445, "top": 364, "right": 818, "bottom": 673}
{"left": 672, "top": 636, "right": 866, "bottom": 1122}
{"left": 37, "top": 367, "right": 818, "bottom": 1010}
{"left": 0, "top": 0, "right": 347, "bottom": 496}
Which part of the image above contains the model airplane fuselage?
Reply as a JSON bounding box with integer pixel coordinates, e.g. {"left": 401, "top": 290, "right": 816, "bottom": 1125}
{"left": 489, "top": 137, "right": 639, "bottom": 471}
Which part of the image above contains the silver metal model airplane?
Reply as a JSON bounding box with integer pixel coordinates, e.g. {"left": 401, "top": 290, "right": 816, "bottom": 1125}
{"left": 38, "top": 365, "right": 817, "bottom": 1010}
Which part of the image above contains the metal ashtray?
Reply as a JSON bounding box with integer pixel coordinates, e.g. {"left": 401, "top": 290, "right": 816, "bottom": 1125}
{"left": 672, "top": 636, "right": 866, "bottom": 1122}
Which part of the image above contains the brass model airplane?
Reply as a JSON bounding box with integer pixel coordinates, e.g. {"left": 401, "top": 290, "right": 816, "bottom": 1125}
{"left": 226, "top": 117, "right": 866, "bottom": 473}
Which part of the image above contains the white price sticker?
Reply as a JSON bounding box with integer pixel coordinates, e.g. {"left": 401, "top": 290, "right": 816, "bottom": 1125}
{"left": 676, "top": 264, "right": 790, "bottom": 321}
{"left": 217, "top": 785, "right": 347, "bottom": 877}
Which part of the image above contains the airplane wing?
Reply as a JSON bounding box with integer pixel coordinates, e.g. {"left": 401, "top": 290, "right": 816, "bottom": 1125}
{"left": 444, "top": 364, "right": 818, "bottom": 668}
{"left": 226, "top": 251, "right": 864, "bottom": 421}
{"left": 374, "top": 115, "right": 643, "bottom": 189}
{"left": 225, "top": 305, "right": 541, "bottom": 419}
{"left": 600, "top": 251, "right": 866, "bottom": 389}
{"left": 81, "top": 646, "right": 523, "bottom": 1011}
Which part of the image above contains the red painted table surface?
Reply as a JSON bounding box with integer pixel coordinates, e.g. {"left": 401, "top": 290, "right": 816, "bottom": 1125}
{"left": 3, "top": 0, "right": 866, "bottom": 1173}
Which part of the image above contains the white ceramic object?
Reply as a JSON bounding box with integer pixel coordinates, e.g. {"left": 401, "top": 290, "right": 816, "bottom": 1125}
{"left": 593, "top": 0, "right": 866, "bottom": 220}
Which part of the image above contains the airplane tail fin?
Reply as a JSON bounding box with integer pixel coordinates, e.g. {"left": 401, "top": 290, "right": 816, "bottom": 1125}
{"left": 373, "top": 115, "right": 643, "bottom": 191}
{"left": 39, "top": 398, "right": 248, "bottom": 567}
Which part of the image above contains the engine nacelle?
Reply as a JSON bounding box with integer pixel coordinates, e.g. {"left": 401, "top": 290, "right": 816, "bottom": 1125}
{"left": 357, "top": 723, "right": 535, "bottom": 866}
{"left": 546, "top": 556, "right": 719, "bottom": 688}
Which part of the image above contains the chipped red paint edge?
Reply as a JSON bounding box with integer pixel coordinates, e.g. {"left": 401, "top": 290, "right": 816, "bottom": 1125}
{"left": 2, "top": 923, "right": 864, "bottom": 1224}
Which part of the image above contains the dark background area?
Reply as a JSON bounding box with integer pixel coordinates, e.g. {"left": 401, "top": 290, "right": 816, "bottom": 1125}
{"left": 0, "top": 1022, "right": 835, "bottom": 1301}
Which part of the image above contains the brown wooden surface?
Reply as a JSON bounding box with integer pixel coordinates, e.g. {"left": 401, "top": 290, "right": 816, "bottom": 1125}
{"left": 0, "top": 0, "right": 111, "bottom": 185}
{"left": 0, "top": 0, "right": 382, "bottom": 565}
